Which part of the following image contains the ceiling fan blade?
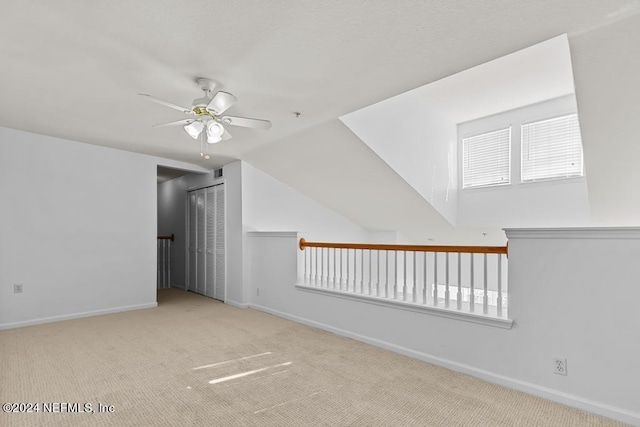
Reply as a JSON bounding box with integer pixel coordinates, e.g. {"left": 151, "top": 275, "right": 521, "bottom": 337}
{"left": 207, "top": 91, "right": 237, "bottom": 115}
{"left": 152, "top": 119, "right": 194, "bottom": 128}
{"left": 221, "top": 115, "right": 272, "bottom": 130}
{"left": 221, "top": 127, "right": 232, "bottom": 141}
{"left": 138, "top": 93, "right": 193, "bottom": 114}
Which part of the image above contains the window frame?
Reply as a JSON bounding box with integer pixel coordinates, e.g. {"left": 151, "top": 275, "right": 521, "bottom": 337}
{"left": 520, "top": 113, "right": 584, "bottom": 184}
{"left": 460, "top": 126, "right": 512, "bottom": 190}
{"left": 457, "top": 97, "right": 585, "bottom": 192}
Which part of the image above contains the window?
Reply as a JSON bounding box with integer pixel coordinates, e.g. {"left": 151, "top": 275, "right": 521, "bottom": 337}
{"left": 462, "top": 128, "right": 511, "bottom": 188}
{"left": 521, "top": 114, "right": 583, "bottom": 182}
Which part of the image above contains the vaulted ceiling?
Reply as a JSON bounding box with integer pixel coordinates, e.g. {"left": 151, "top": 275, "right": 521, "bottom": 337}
{"left": 1, "top": 1, "right": 639, "bottom": 240}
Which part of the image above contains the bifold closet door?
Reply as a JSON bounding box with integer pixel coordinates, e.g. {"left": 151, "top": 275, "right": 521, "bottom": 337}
{"left": 214, "top": 185, "right": 225, "bottom": 301}
{"left": 187, "top": 184, "right": 225, "bottom": 301}
{"left": 188, "top": 192, "right": 197, "bottom": 292}
{"left": 196, "top": 189, "right": 206, "bottom": 295}
{"left": 205, "top": 187, "right": 216, "bottom": 299}
{"left": 204, "top": 185, "right": 225, "bottom": 301}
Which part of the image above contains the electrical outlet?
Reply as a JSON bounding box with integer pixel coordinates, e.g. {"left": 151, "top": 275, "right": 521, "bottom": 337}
{"left": 14, "top": 283, "right": 24, "bottom": 294}
{"left": 256, "top": 288, "right": 260, "bottom": 296}
{"left": 553, "top": 357, "right": 567, "bottom": 375}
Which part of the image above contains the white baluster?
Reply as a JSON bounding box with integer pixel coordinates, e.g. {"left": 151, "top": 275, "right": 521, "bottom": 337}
{"left": 324, "top": 247, "right": 328, "bottom": 287}
{"left": 352, "top": 249, "right": 356, "bottom": 292}
{"left": 329, "top": 247, "right": 332, "bottom": 288}
{"left": 304, "top": 247, "right": 308, "bottom": 284}
{"left": 321, "top": 247, "right": 324, "bottom": 286}
{"left": 324, "top": 248, "right": 328, "bottom": 288}
{"left": 339, "top": 248, "right": 343, "bottom": 290}
{"left": 163, "top": 240, "right": 167, "bottom": 288}
{"left": 470, "top": 253, "right": 475, "bottom": 312}
{"left": 333, "top": 248, "right": 337, "bottom": 289}
{"left": 314, "top": 247, "right": 318, "bottom": 285}
{"left": 325, "top": 248, "right": 329, "bottom": 287}
{"left": 386, "top": 250, "right": 389, "bottom": 298}
{"left": 322, "top": 247, "right": 326, "bottom": 287}
{"left": 376, "top": 250, "right": 380, "bottom": 296}
{"left": 412, "top": 252, "right": 417, "bottom": 303}
{"left": 346, "top": 249, "right": 350, "bottom": 292}
{"left": 483, "top": 253, "right": 488, "bottom": 314}
{"left": 360, "top": 249, "right": 364, "bottom": 294}
{"left": 423, "top": 252, "right": 427, "bottom": 304}
{"left": 497, "top": 254, "right": 503, "bottom": 316}
{"left": 403, "top": 251, "right": 407, "bottom": 301}
{"left": 368, "top": 249, "right": 372, "bottom": 295}
{"left": 433, "top": 252, "right": 438, "bottom": 306}
{"left": 445, "top": 252, "right": 450, "bottom": 308}
{"left": 457, "top": 252, "right": 462, "bottom": 310}
{"left": 394, "top": 251, "right": 398, "bottom": 300}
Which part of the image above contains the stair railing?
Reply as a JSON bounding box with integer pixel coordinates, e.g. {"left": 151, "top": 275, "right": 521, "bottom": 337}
{"left": 299, "top": 238, "right": 508, "bottom": 317}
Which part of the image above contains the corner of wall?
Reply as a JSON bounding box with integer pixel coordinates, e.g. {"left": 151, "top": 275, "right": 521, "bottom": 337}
{"left": 222, "top": 160, "right": 246, "bottom": 305}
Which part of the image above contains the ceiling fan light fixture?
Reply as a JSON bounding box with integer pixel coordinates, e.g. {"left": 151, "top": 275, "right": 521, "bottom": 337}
{"left": 207, "top": 134, "right": 222, "bottom": 144}
{"left": 184, "top": 121, "right": 204, "bottom": 139}
{"left": 206, "top": 122, "right": 224, "bottom": 144}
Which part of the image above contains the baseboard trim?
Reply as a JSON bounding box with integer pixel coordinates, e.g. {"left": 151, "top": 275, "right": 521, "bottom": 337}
{"left": 225, "top": 299, "right": 249, "bottom": 309}
{"left": 249, "top": 303, "right": 639, "bottom": 426}
{"left": 0, "top": 302, "right": 158, "bottom": 331}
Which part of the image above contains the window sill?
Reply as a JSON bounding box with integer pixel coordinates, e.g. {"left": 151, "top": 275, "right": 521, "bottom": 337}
{"left": 520, "top": 175, "right": 585, "bottom": 187}
{"left": 460, "top": 183, "right": 512, "bottom": 192}
{"left": 295, "top": 282, "right": 513, "bottom": 329}
{"left": 460, "top": 175, "right": 585, "bottom": 192}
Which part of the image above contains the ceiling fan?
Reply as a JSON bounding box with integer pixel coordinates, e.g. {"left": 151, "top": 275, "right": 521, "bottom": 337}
{"left": 139, "top": 78, "right": 271, "bottom": 145}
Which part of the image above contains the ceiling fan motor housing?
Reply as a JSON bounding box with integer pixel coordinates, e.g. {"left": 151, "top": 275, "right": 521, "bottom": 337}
{"left": 191, "top": 78, "right": 218, "bottom": 109}
{"left": 192, "top": 95, "right": 212, "bottom": 109}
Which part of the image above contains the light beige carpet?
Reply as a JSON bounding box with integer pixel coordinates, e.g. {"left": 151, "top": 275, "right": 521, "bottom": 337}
{"left": 0, "top": 289, "right": 623, "bottom": 426}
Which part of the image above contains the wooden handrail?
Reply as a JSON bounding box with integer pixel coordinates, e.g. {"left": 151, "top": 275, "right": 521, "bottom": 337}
{"left": 158, "top": 234, "right": 175, "bottom": 241}
{"left": 299, "top": 238, "right": 507, "bottom": 255}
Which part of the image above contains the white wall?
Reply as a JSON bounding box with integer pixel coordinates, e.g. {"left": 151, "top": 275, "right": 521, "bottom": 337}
{"left": 570, "top": 15, "right": 640, "bottom": 225}
{"left": 247, "top": 229, "right": 640, "bottom": 425}
{"left": 224, "top": 161, "right": 244, "bottom": 306}
{"left": 457, "top": 96, "right": 591, "bottom": 228}
{"left": 241, "top": 161, "right": 374, "bottom": 306}
{"left": 242, "top": 119, "right": 468, "bottom": 245}
{"left": 242, "top": 161, "right": 371, "bottom": 243}
{"left": 341, "top": 95, "right": 458, "bottom": 225}
{"left": 0, "top": 127, "right": 160, "bottom": 328}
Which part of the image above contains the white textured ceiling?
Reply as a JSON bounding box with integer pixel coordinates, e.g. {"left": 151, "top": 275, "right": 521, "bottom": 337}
{"left": 0, "top": 0, "right": 632, "bottom": 168}
{"left": 405, "top": 35, "right": 576, "bottom": 124}
{"left": 2, "top": 1, "right": 640, "bottom": 240}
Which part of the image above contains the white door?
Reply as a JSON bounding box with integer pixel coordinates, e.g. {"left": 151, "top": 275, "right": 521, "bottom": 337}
{"left": 205, "top": 186, "right": 216, "bottom": 299}
{"left": 187, "top": 192, "right": 197, "bottom": 292}
{"left": 214, "top": 185, "right": 225, "bottom": 301}
{"left": 196, "top": 189, "right": 206, "bottom": 295}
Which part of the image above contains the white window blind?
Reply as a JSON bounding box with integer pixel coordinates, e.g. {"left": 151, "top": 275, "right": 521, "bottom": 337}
{"left": 462, "top": 128, "right": 511, "bottom": 188}
{"left": 521, "top": 114, "right": 583, "bottom": 182}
